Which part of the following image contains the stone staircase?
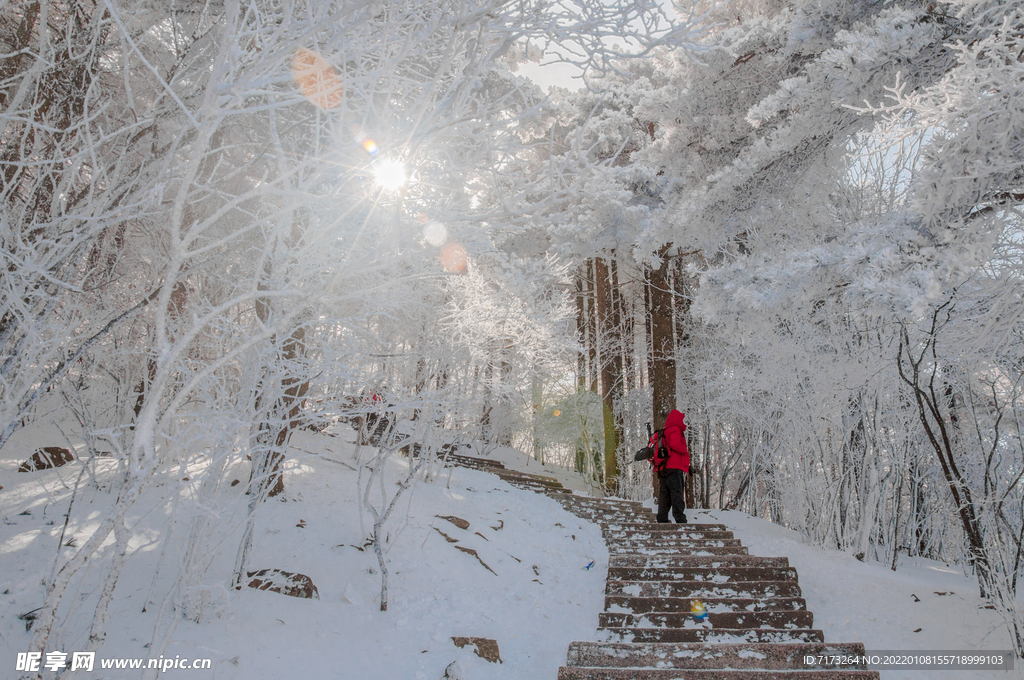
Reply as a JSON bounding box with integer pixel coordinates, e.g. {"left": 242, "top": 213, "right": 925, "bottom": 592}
{"left": 444, "top": 452, "right": 570, "bottom": 495}
{"left": 448, "top": 454, "right": 879, "bottom": 679}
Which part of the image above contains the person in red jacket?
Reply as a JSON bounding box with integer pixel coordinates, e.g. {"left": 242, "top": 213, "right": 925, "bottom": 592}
{"left": 652, "top": 409, "right": 690, "bottom": 523}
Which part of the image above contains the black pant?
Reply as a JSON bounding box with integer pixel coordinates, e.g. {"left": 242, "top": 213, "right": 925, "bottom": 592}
{"left": 657, "top": 468, "right": 687, "bottom": 523}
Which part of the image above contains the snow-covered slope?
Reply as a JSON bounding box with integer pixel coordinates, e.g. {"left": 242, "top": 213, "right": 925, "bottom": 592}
{"left": 682, "top": 507, "right": 1021, "bottom": 680}
{"left": 0, "top": 431, "right": 607, "bottom": 679}
{"left": 2, "top": 430, "right": 1021, "bottom": 679}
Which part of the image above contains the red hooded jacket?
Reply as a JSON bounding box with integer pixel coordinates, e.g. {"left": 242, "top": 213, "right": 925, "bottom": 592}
{"left": 652, "top": 409, "right": 689, "bottom": 473}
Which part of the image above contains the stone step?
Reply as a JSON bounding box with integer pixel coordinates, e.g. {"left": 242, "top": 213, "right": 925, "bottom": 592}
{"left": 500, "top": 477, "right": 564, "bottom": 489}
{"left": 559, "top": 496, "right": 649, "bottom": 508}
{"left": 609, "top": 555, "right": 789, "bottom": 569}
{"left": 512, "top": 486, "right": 572, "bottom": 496}
{"left": 559, "top": 506, "right": 650, "bottom": 516}
{"left": 505, "top": 479, "right": 570, "bottom": 493}
{"left": 609, "top": 546, "right": 750, "bottom": 557}
{"left": 567, "top": 503, "right": 652, "bottom": 512}
{"left": 559, "top": 507, "right": 877, "bottom": 680}
{"left": 565, "top": 510, "right": 654, "bottom": 519}
{"left": 562, "top": 503, "right": 654, "bottom": 514}
{"left": 578, "top": 514, "right": 659, "bottom": 523}
{"left": 608, "top": 566, "right": 797, "bottom": 582}
{"left": 606, "top": 580, "right": 803, "bottom": 600}
{"left": 576, "top": 515, "right": 659, "bottom": 524}
{"left": 446, "top": 459, "right": 501, "bottom": 470}
{"left": 604, "top": 530, "right": 736, "bottom": 540}
{"left": 599, "top": 609, "right": 814, "bottom": 630}
{"left": 496, "top": 475, "right": 562, "bottom": 486}
{"left": 448, "top": 454, "right": 505, "bottom": 469}
{"left": 566, "top": 641, "right": 870, "bottom": 670}
{"left": 597, "top": 628, "right": 826, "bottom": 644}
{"left": 558, "top": 668, "right": 879, "bottom": 679}
{"left": 609, "top": 538, "right": 744, "bottom": 548}
{"left": 605, "top": 596, "right": 807, "bottom": 614}
{"left": 495, "top": 470, "right": 563, "bottom": 485}
{"left": 601, "top": 523, "right": 730, "bottom": 532}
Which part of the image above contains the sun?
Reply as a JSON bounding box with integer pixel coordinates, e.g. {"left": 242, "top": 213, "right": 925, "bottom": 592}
{"left": 373, "top": 160, "right": 406, "bottom": 192}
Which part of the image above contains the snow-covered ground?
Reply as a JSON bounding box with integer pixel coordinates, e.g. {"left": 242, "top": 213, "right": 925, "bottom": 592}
{"left": 678, "top": 506, "right": 1022, "bottom": 680}
{"left": 0, "top": 430, "right": 607, "bottom": 679}
{"left": 1, "top": 429, "right": 1021, "bottom": 679}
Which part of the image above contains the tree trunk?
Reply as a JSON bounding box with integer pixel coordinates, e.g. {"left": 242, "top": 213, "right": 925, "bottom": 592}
{"left": 250, "top": 241, "right": 309, "bottom": 499}
{"left": 595, "top": 256, "right": 623, "bottom": 493}
{"left": 610, "top": 258, "right": 631, "bottom": 393}
{"left": 251, "top": 324, "right": 309, "bottom": 498}
{"left": 576, "top": 265, "right": 588, "bottom": 391}
{"left": 645, "top": 247, "right": 676, "bottom": 500}
{"left": 585, "top": 258, "right": 598, "bottom": 392}
{"left": 648, "top": 248, "right": 676, "bottom": 429}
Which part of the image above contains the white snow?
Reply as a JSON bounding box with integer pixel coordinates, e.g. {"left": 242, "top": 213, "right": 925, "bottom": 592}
{"left": 0, "top": 432, "right": 607, "bottom": 679}
{"left": 2, "top": 434, "right": 1022, "bottom": 679}
{"left": 684, "top": 507, "right": 1024, "bottom": 680}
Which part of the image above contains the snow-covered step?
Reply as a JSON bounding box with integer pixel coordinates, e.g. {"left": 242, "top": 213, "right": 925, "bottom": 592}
{"left": 495, "top": 469, "right": 562, "bottom": 483}
{"left": 590, "top": 515, "right": 657, "bottom": 521}
{"left": 502, "top": 478, "right": 569, "bottom": 492}
{"left": 596, "top": 627, "right": 826, "bottom": 644}
{"left": 599, "top": 609, "right": 814, "bottom": 630}
{"left": 558, "top": 496, "right": 649, "bottom": 508}
{"left": 556, "top": 495, "right": 878, "bottom": 680}
{"left": 600, "top": 523, "right": 727, "bottom": 532}
{"left": 607, "top": 566, "right": 796, "bottom": 582}
{"left": 557, "top": 668, "right": 879, "bottom": 679}
{"left": 609, "top": 546, "right": 750, "bottom": 558}
{"left": 561, "top": 504, "right": 654, "bottom": 514}
{"left": 606, "top": 580, "right": 803, "bottom": 600}
{"left": 600, "top": 522, "right": 729, "bottom": 532}
{"left": 603, "top": 529, "right": 736, "bottom": 540}
{"left": 446, "top": 453, "right": 505, "bottom": 469}
{"left": 608, "top": 555, "right": 789, "bottom": 569}
{"left": 561, "top": 508, "right": 653, "bottom": 519}
{"left": 573, "top": 514, "right": 659, "bottom": 524}
{"left": 566, "top": 641, "right": 870, "bottom": 670}
{"left": 604, "top": 595, "right": 807, "bottom": 614}
{"left": 610, "top": 549, "right": 750, "bottom": 559}
{"left": 575, "top": 513, "right": 658, "bottom": 523}
{"left": 609, "top": 538, "right": 744, "bottom": 549}
{"left": 558, "top": 497, "right": 648, "bottom": 506}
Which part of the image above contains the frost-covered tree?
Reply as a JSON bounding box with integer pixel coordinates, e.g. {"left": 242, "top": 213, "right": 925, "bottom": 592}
{"left": 611, "top": 0, "right": 1024, "bottom": 654}
{"left": 1, "top": 0, "right": 706, "bottom": 667}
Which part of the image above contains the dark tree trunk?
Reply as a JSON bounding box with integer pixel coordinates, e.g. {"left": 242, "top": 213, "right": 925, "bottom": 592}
{"left": 648, "top": 247, "right": 676, "bottom": 429}
{"left": 585, "top": 258, "right": 598, "bottom": 392}
{"left": 610, "top": 258, "right": 631, "bottom": 394}
{"left": 595, "top": 256, "right": 623, "bottom": 493}
{"left": 576, "top": 265, "right": 588, "bottom": 391}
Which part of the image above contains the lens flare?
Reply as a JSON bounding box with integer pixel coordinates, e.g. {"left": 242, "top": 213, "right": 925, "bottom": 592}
{"left": 553, "top": 409, "right": 561, "bottom": 417}
{"left": 292, "top": 48, "right": 343, "bottom": 109}
{"left": 440, "top": 243, "right": 467, "bottom": 273}
{"left": 423, "top": 220, "right": 447, "bottom": 247}
{"left": 362, "top": 138, "right": 378, "bottom": 155}
{"left": 373, "top": 160, "right": 406, "bottom": 191}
